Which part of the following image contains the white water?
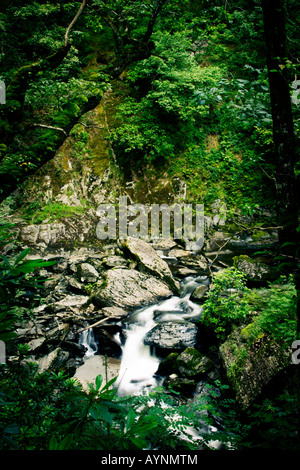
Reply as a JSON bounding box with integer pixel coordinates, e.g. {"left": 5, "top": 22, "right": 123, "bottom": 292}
{"left": 77, "top": 274, "right": 222, "bottom": 449}
{"left": 115, "top": 276, "right": 206, "bottom": 397}
{"left": 79, "top": 328, "right": 98, "bottom": 357}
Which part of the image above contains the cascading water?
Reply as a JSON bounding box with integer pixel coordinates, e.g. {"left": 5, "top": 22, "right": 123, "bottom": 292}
{"left": 115, "top": 275, "right": 207, "bottom": 397}
{"left": 79, "top": 328, "right": 98, "bottom": 357}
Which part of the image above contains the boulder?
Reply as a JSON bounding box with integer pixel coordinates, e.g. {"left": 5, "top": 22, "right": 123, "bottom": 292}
{"left": 77, "top": 262, "right": 99, "bottom": 283}
{"left": 121, "top": 237, "right": 179, "bottom": 292}
{"left": 37, "top": 347, "right": 69, "bottom": 373}
{"left": 175, "top": 348, "right": 213, "bottom": 377}
{"left": 92, "top": 268, "right": 173, "bottom": 310}
{"left": 74, "top": 355, "right": 121, "bottom": 391}
{"left": 219, "top": 330, "right": 291, "bottom": 409}
{"left": 94, "top": 328, "right": 122, "bottom": 358}
{"left": 144, "top": 321, "right": 198, "bottom": 350}
{"left": 150, "top": 237, "right": 178, "bottom": 251}
{"left": 233, "top": 255, "right": 274, "bottom": 283}
{"left": 190, "top": 284, "right": 209, "bottom": 301}
{"left": 101, "top": 306, "right": 129, "bottom": 321}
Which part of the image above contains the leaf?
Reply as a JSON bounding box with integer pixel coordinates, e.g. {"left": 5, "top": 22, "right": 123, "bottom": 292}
{"left": 99, "top": 375, "right": 117, "bottom": 392}
{"left": 129, "top": 436, "right": 148, "bottom": 449}
{"left": 12, "top": 259, "right": 56, "bottom": 274}
{"left": 90, "top": 403, "right": 113, "bottom": 424}
{"left": 125, "top": 409, "right": 136, "bottom": 433}
{"left": 13, "top": 248, "right": 31, "bottom": 266}
{"left": 95, "top": 374, "right": 103, "bottom": 392}
{"left": 1, "top": 255, "right": 11, "bottom": 269}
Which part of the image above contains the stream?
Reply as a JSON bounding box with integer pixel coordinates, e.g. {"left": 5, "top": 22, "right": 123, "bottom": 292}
{"left": 115, "top": 275, "right": 207, "bottom": 396}
{"left": 78, "top": 274, "right": 223, "bottom": 449}
{"left": 78, "top": 275, "right": 209, "bottom": 395}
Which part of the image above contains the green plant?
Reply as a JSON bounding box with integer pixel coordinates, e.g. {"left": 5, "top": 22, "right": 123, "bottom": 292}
{"left": 201, "top": 267, "right": 249, "bottom": 342}
{"left": 0, "top": 225, "right": 56, "bottom": 341}
{"left": 243, "top": 278, "right": 297, "bottom": 347}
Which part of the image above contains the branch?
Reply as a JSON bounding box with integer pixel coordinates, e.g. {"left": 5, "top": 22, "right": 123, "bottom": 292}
{"left": 77, "top": 317, "right": 109, "bottom": 334}
{"left": 31, "top": 124, "right": 68, "bottom": 136}
{"left": 208, "top": 225, "right": 283, "bottom": 274}
{"left": 64, "top": 0, "right": 88, "bottom": 47}
{"left": 143, "top": 0, "right": 169, "bottom": 43}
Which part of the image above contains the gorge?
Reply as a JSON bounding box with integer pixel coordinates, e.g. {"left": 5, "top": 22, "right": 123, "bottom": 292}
{"left": 0, "top": 0, "right": 299, "bottom": 452}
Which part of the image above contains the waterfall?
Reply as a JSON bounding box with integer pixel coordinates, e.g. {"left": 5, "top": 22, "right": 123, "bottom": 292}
{"left": 79, "top": 328, "right": 98, "bottom": 357}
{"left": 115, "top": 275, "right": 206, "bottom": 397}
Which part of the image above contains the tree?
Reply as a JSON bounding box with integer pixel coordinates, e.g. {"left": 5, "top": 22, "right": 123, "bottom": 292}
{"left": 0, "top": 0, "right": 169, "bottom": 201}
{"left": 261, "top": 0, "right": 300, "bottom": 333}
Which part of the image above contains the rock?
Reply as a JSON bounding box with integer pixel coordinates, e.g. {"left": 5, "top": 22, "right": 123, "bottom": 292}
{"left": 144, "top": 321, "right": 198, "bottom": 350}
{"left": 68, "top": 277, "right": 85, "bottom": 294}
{"left": 204, "top": 231, "right": 228, "bottom": 252}
{"left": 219, "top": 330, "right": 291, "bottom": 409}
{"left": 92, "top": 268, "right": 173, "bottom": 310}
{"left": 157, "top": 352, "right": 180, "bottom": 375}
{"left": 94, "top": 328, "right": 122, "bottom": 358}
{"left": 77, "top": 262, "right": 99, "bottom": 283}
{"left": 150, "top": 237, "right": 178, "bottom": 251}
{"left": 190, "top": 284, "right": 209, "bottom": 301}
{"left": 233, "top": 255, "right": 274, "bottom": 283}
{"left": 19, "top": 225, "right": 40, "bottom": 244}
{"left": 52, "top": 294, "right": 89, "bottom": 310}
{"left": 163, "top": 374, "right": 196, "bottom": 393}
{"left": 37, "top": 347, "right": 69, "bottom": 373}
{"left": 168, "top": 248, "right": 191, "bottom": 258}
{"left": 74, "top": 355, "right": 121, "bottom": 391}
{"left": 103, "top": 255, "right": 128, "bottom": 268}
{"left": 27, "top": 338, "right": 45, "bottom": 352}
{"left": 121, "top": 237, "right": 179, "bottom": 292}
{"left": 19, "top": 223, "right": 66, "bottom": 248}
{"left": 175, "top": 266, "right": 200, "bottom": 277}
{"left": 45, "top": 322, "right": 70, "bottom": 342}
{"left": 175, "top": 348, "right": 213, "bottom": 377}
{"left": 101, "top": 306, "right": 129, "bottom": 321}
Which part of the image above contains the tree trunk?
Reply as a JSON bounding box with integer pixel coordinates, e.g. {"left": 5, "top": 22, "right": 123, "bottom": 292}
{"left": 261, "top": 0, "right": 300, "bottom": 449}
{"left": 261, "top": 0, "right": 300, "bottom": 332}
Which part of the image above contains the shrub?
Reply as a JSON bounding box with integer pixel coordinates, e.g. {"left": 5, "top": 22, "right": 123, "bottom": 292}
{"left": 201, "top": 267, "right": 249, "bottom": 342}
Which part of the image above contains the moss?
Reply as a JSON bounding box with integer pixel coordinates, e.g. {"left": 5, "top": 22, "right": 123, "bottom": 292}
{"left": 233, "top": 254, "right": 256, "bottom": 266}
{"left": 31, "top": 202, "right": 86, "bottom": 224}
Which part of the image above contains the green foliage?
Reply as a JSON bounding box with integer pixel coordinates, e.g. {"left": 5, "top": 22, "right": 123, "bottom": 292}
{"left": 0, "top": 362, "right": 81, "bottom": 450}
{"left": 201, "top": 267, "right": 249, "bottom": 342}
{"left": 244, "top": 391, "right": 299, "bottom": 450}
{"left": 0, "top": 364, "right": 208, "bottom": 450}
{"left": 112, "top": 31, "right": 217, "bottom": 165}
{"left": 30, "top": 202, "right": 86, "bottom": 224}
{"left": 0, "top": 225, "right": 56, "bottom": 341}
{"left": 111, "top": 25, "right": 274, "bottom": 212}
{"left": 242, "top": 278, "right": 297, "bottom": 347}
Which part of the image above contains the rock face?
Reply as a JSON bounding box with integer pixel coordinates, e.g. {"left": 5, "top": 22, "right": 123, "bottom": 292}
{"left": 144, "top": 321, "right": 198, "bottom": 350}
{"left": 92, "top": 268, "right": 173, "bottom": 310}
{"left": 219, "top": 331, "right": 291, "bottom": 409}
{"left": 121, "top": 236, "right": 179, "bottom": 292}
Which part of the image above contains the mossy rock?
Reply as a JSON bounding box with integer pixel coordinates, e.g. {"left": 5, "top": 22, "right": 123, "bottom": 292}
{"left": 220, "top": 329, "right": 291, "bottom": 409}
{"left": 233, "top": 254, "right": 273, "bottom": 283}
{"left": 175, "top": 347, "right": 214, "bottom": 377}
{"left": 157, "top": 352, "right": 179, "bottom": 375}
